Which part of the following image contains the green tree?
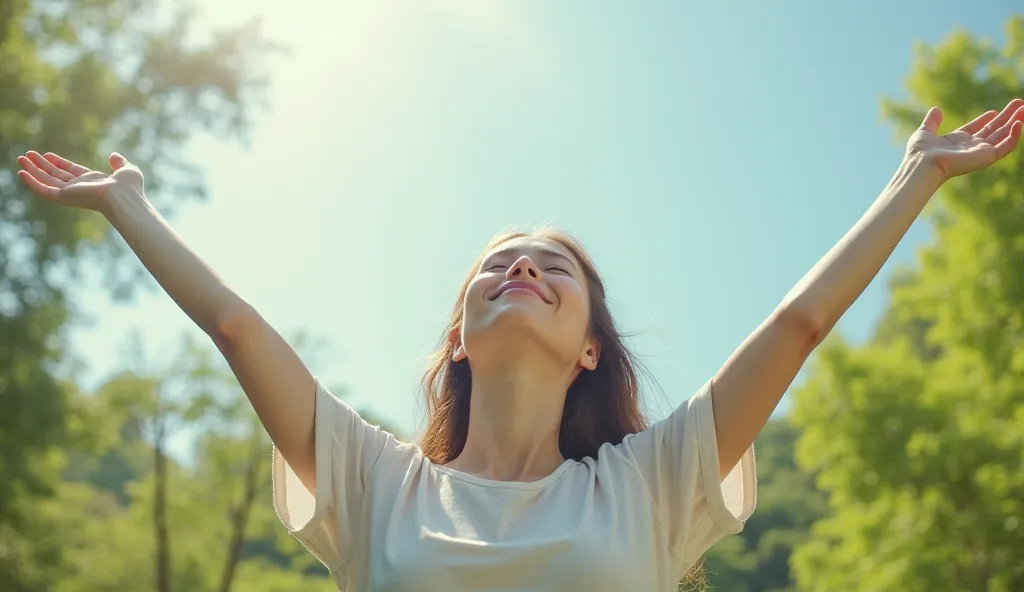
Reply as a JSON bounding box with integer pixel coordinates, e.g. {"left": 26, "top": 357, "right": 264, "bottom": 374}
{"left": 703, "top": 420, "right": 825, "bottom": 592}
{"left": 51, "top": 335, "right": 337, "bottom": 591}
{"left": 0, "top": 0, "right": 272, "bottom": 587}
{"left": 790, "top": 16, "right": 1024, "bottom": 591}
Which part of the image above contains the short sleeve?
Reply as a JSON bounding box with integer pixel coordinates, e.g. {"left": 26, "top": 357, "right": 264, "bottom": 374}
{"left": 272, "top": 379, "right": 392, "bottom": 572}
{"left": 622, "top": 379, "right": 757, "bottom": 571}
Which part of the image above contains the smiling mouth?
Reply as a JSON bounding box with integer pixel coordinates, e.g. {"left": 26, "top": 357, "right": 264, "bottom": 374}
{"left": 491, "top": 282, "right": 550, "bottom": 303}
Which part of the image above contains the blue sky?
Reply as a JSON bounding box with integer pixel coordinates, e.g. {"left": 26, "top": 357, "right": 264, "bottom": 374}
{"left": 71, "top": 2, "right": 1017, "bottom": 440}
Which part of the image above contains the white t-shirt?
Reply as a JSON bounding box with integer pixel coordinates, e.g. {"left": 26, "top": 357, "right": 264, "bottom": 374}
{"left": 273, "top": 380, "right": 757, "bottom": 591}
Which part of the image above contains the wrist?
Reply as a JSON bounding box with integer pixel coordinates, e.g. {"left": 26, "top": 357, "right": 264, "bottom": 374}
{"left": 897, "top": 152, "right": 946, "bottom": 194}
{"left": 100, "top": 185, "right": 149, "bottom": 222}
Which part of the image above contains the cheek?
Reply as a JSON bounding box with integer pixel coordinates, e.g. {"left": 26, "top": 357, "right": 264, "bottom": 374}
{"left": 462, "top": 277, "right": 491, "bottom": 323}
{"left": 555, "top": 281, "right": 591, "bottom": 330}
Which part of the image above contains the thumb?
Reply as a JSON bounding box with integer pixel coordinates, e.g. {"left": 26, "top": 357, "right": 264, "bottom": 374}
{"left": 107, "top": 152, "right": 145, "bottom": 193}
{"left": 920, "top": 107, "right": 943, "bottom": 134}
{"left": 109, "top": 152, "right": 131, "bottom": 171}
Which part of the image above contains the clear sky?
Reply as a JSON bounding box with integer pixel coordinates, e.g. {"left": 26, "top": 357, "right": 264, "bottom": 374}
{"left": 70, "top": 2, "right": 1017, "bottom": 442}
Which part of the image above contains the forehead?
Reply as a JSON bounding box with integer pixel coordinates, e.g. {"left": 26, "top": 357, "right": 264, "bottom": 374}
{"left": 483, "top": 236, "right": 578, "bottom": 263}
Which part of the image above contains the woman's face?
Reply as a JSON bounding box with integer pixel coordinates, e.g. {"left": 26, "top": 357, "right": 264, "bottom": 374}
{"left": 456, "top": 236, "right": 597, "bottom": 370}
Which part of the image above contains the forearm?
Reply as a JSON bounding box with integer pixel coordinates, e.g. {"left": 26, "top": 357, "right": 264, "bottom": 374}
{"left": 780, "top": 154, "right": 945, "bottom": 335}
{"left": 102, "top": 188, "right": 252, "bottom": 337}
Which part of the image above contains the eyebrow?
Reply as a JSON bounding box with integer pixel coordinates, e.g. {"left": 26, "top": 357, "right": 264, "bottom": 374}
{"left": 486, "top": 247, "right": 579, "bottom": 271}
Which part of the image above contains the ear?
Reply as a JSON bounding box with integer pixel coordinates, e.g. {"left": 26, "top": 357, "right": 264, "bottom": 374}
{"left": 578, "top": 337, "right": 600, "bottom": 371}
{"left": 449, "top": 326, "right": 468, "bottom": 362}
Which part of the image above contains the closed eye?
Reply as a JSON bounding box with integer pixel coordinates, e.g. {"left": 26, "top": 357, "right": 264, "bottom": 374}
{"left": 484, "top": 264, "right": 507, "bottom": 272}
{"left": 546, "top": 266, "right": 570, "bottom": 274}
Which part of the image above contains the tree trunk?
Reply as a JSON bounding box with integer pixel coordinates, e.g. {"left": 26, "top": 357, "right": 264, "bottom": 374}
{"left": 216, "top": 437, "right": 264, "bottom": 592}
{"left": 154, "top": 418, "right": 171, "bottom": 592}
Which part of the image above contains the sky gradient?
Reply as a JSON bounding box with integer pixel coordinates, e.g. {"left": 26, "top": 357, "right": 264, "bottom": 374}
{"left": 70, "top": 2, "right": 1017, "bottom": 446}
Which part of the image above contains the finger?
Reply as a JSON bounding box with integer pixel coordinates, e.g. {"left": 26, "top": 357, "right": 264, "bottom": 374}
{"left": 42, "top": 152, "right": 91, "bottom": 176}
{"left": 994, "top": 120, "right": 1023, "bottom": 160}
{"left": 17, "top": 155, "right": 68, "bottom": 189}
{"left": 108, "top": 152, "right": 132, "bottom": 171}
{"left": 17, "top": 170, "right": 61, "bottom": 201}
{"left": 977, "top": 98, "right": 1024, "bottom": 138}
{"left": 958, "top": 110, "right": 998, "bottom": 135}
{"left": 985, "top": 106, "right": 1024, "bottom": 145}
{"left": 919, "top": 107, "right": 943, "bottom": 133}
{"left": 26, "top": 150, "right": 74, "bottom": 182}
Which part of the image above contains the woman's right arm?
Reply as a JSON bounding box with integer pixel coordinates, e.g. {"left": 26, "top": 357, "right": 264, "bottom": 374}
{"left": 105, "top": 187, "right": 318, "bottom": 488}
{"left": 17, "top": 151, "right": 318, "bottom": 491}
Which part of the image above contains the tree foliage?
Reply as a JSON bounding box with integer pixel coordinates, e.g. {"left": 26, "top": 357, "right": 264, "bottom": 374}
{"left": 37, "top": 336, "right": 336, "bottom": 591}
{"left": 703, "top": 420, "right": 825, "bottom": 592}
{"left": 790, "top": 16, "right": 1024, "bottom": 592}
{"left": 0, "top": 0, "right": 273, "bottom": 587}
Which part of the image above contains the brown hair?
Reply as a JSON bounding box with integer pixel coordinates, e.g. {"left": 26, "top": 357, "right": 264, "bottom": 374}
{"left": 419, "top": 227, "right": 650, "bottom": 464}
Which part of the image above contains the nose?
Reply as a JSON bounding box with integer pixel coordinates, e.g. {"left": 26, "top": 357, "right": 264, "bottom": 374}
{"left": 506, "top": 255, "right": 542, "bottom": 281}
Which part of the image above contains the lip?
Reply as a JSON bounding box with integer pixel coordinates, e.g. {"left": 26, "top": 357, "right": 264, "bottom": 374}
{"left": 491, "top": 281, "right": 550, "bottom": 303}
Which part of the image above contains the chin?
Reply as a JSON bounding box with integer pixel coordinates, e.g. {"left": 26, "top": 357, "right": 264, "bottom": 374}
{"left": 464, "top": 309, "right": 555, "bottom": 355}
{"left": 483, "top": 306, "right": 547, "bottom": 336}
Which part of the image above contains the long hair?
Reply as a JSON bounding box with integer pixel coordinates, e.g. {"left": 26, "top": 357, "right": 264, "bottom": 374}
{"left": 419, "top": 228, "right": 650, "bottom": 463}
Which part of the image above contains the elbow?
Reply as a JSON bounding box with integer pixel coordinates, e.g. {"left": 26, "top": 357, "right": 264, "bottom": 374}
{"left": 774, "top": 304, "right": 829, "bottom": 352}
{"left": 210, "top": 305, "right": 262, "bottom": 350}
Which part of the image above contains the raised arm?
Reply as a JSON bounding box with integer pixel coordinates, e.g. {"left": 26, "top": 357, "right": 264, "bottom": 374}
{"left": 711, "top": 100, "right": 1024, "bottom": 479}
{"left": 16, "top": 151, "right": 318, "bottom": 490}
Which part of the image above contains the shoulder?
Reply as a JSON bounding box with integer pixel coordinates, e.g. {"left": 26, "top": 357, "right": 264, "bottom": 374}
{"left": 367, "top": 430, "right": 425, "bottom": 480}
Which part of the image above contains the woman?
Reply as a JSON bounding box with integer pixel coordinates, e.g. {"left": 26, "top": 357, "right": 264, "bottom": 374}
{"left": 16, "top": 101, "right": 1024, "bottom": 590}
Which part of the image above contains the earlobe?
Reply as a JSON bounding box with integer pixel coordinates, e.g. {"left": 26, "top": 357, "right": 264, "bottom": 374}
{"left": 579, "top": 343, "right": 600, "bottom": 371}
{"left": 449, "top": 327, "right": 468, "bottom": 362}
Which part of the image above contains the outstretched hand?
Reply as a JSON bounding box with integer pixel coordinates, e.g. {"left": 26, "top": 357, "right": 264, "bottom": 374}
{"left": 909, "top": 99, "right": 1024, "bottom": 183}
{"left": 16, "top": 151, "right": 144, "bottom": 212}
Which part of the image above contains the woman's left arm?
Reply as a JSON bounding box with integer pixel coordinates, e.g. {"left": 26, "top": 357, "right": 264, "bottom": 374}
{"left": 711, "top": 101, "right": 1024, "bottom": 479}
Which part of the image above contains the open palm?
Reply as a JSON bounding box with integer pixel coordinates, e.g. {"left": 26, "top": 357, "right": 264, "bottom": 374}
{"left": 909, "top": 99, "right": 1024, "bottom": 182}
{"left": 16, "top": 151, "right": 144, "bottom": 211}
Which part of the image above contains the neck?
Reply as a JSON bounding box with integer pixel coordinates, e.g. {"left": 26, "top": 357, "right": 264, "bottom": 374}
{"left": 449, "top": 346, "right": 576, "bottom": 482}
